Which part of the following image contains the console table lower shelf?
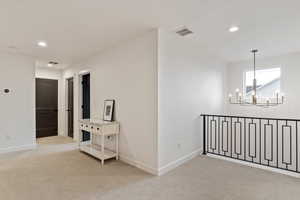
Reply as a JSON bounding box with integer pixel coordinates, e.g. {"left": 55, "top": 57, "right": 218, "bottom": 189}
{"left": 80, "top": 142, "right": 117, "bottom": 161}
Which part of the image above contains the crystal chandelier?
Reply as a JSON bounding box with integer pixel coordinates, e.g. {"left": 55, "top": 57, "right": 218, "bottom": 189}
{"left": 228, "top": 49, "right": 285, "bottom": 107}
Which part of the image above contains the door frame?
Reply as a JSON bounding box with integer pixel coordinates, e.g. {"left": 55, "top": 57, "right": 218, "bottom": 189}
{"left": 78, "top": 71, "right": 91, "bottom": 121}
{"left": 64, "top": 71, "right": 91, "bottom": 142}
{"left": 78, "top": 71, "right": 91, "bottom": 142}
{"left": 66, "top": 77, "right": 74, "bottom": 138}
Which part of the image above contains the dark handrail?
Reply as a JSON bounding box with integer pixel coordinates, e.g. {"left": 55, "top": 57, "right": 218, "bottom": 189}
{"left": 201, "top": 114, "right": 300, "bottom": 122}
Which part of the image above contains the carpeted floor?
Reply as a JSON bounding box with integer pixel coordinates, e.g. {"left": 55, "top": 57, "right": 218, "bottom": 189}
{"left": 1, "top": 136, "right": 300, "bottom": 200}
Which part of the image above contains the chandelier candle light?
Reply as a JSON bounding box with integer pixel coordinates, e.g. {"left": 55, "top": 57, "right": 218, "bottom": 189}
{"left": 228, "top": 49, "right": 285, "bottom": 107}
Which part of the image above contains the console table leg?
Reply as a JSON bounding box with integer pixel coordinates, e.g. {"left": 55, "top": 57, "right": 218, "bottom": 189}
{"left": 116, "top": 135, "right": 119, "bottom": 160}
{"left": 101, "top": 134, "right": 104, "bottom": 166}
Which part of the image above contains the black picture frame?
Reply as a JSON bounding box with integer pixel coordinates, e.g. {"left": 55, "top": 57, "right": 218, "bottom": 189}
{"left": 103, "top": 99, "right": 115, "bottom": 122}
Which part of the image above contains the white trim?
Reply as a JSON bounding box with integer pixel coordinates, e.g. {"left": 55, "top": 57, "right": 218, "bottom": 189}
{"left": 158, "top": 148, "right": 202, "bottom": 176}
{"left": 119, "top": 154, "right": 158, "bottom": 175}
{"left": 78, "top": 70, "right": 91, "bottom": 76}
{"left": 207, "top": 153, "right": 300, "bottom": 178}
{"left": 0, "top": 143, "right": 37, "bottom": 154}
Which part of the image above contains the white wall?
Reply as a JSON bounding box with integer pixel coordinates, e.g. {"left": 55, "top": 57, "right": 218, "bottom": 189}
{"left": 35, "top": 67, "right": 64, "bottom": 136}
{"left": 226, "top": 52, "right": 300, "bottom": 118}
{"left": 62, "top": 29, "right": 228, "bottom": 175}
{"left": 158, "top": 30, "right": 226, "bottom": 173}
{"left": 62, "top": 30, "right": 159, "bottom": 173}
{"left": 0, "top": 53, "right": 36, "bottom": 152}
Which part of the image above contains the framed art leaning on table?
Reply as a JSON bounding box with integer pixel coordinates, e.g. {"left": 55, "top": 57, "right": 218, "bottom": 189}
{"left": 103, "top": 99, "right": 115, "bottom": 121}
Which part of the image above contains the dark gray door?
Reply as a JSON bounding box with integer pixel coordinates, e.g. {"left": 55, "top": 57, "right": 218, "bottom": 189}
{"left": 67, "top": 78, "right": 74, "bottom": 138}
{"left": 36, "top": 78, "right": 58, "bottom": 138}
{"left": 82, "top": 74, "right": 90, "bottom": 141}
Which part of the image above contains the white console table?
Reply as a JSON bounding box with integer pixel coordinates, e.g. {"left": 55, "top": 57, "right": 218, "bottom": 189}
{"left": 79, "top": 119, "right": 120, "bottom": 165}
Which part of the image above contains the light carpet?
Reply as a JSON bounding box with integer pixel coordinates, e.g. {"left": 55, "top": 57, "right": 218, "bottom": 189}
{"left": 0, "top": 136, "right": 300, "bottom": 200}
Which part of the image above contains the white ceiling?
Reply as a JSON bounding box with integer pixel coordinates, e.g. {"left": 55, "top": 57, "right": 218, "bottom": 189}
{"left": 1, "top": 0, "right": 300, "bottom": 66}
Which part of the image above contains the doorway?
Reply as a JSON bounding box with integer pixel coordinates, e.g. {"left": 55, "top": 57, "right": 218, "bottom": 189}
{"left": 67, "top": 77, "right": 74, "bottom": 138}
{"left": 36, "top": 78, "right": 58, "bottom": 138}
{"left": 82, "top": 73, "right": 90, "bottom": 141}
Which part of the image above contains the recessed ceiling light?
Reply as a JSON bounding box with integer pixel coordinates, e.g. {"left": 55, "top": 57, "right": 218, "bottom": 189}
{"left": 37, "top": 41, "right": 47, "bottom": 47}
{"left": 229, "top": 26, "right": 239, "bottom": 33}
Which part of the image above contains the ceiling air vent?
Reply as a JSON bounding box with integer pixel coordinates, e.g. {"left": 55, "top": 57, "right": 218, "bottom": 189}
{"left": 49, "top": 61, "right": 59, "bottom": 65}
{"left": 47, "top": 61, "right": 59, "bottom": 67}
{"left": 176, "top": 28, "right": 193, "bottom": 36}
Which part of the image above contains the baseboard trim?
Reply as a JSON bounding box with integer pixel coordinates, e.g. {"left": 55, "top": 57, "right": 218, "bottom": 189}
{"left": 207, "top": 153, "right": 300, "bottom": 178}
{"left": 158, "top": 148, "right": 202, "bottom": 176}
{"left": 119, "top": 154, "right": 158, "bottom": 175}
{"left": 0, "top": 143, "right": 37, "bottom": 154}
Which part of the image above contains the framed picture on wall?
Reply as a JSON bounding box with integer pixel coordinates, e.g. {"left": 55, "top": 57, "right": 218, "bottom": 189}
{"left": 103, "top": 99, "right": 115, "bottom": 122}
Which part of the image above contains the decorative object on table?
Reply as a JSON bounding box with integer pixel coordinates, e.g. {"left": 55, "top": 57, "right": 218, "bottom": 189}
{"left": 103, "top": 99, "right": 115, "bottom": 121}
{"left": 228, "top": 49, "right": 285, "bottom": 107}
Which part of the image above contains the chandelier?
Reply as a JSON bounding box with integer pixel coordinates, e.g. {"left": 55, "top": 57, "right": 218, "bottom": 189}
{"left": 228, "top": 49, "right": 285, "bottom": 107}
